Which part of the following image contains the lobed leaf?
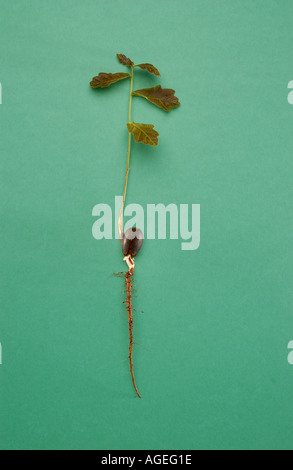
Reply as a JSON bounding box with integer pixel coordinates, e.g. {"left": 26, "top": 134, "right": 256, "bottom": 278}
{"left": 132, "top": 85, "right": 180, "bottom": 111}
{"left": 117, "top": 53, "right": 134, "bottom": 67}
{"left": 127, "top": 122, "right": 159, "bottom": 146}
{"left": 90, "top": 72, "right": 131, "bottom": 88}
{"left": 136, "top": 63, "right": 161, "bottom": 77}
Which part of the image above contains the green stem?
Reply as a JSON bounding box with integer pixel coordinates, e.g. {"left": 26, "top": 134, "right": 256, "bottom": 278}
{"left": 119, "top": 66, "right": 134, "bottom": 241}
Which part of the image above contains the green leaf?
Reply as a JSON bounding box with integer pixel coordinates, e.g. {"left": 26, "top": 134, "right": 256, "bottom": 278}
{"left": 136, "top": 63, "right": 161, "bottom": 77}
{"left": 132, "top": 85, "right": 180, "bottom": 111}
{"left": 117, "top": 53, "right": 134, "bottom": 67}
{"left": 90, "top": 72, "right": 131, "bottom": 88}
{"left": 127, "top": 122, "right": 159, "bottom": 146}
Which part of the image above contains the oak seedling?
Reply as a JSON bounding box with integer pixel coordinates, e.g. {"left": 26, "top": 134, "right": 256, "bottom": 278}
{"left": 90, "top": 53, "right": 180, "bottom": 397}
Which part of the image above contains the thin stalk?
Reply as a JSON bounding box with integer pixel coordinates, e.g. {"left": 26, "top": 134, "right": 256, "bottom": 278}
{"left": 117, "top": 67, "right": 141, "bottom": 398}
{"left": 118, "top": 66, "right": 134, "bottom": 241}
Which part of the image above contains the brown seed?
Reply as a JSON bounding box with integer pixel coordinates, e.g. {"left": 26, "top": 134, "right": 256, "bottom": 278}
{"left": 122, "top": 227, "right": 144, "bottom": 257}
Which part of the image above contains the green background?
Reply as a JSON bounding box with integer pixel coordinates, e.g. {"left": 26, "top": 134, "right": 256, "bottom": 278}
{"left": 1, "top": 0, "right": 293, "bottom": 451}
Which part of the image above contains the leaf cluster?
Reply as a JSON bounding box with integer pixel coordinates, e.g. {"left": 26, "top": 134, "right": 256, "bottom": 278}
{"left": 90, "top": 53, "right": 180, "bottom": 146}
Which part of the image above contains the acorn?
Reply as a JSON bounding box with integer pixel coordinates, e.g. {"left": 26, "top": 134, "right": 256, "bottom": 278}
{"left": 122, "top": 227, "right": 144, "bottom": 257}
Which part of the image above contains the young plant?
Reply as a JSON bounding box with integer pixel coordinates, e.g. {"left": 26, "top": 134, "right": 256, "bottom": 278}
{"left": 90, "top": 53, "right": 180, "bottom": 398}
